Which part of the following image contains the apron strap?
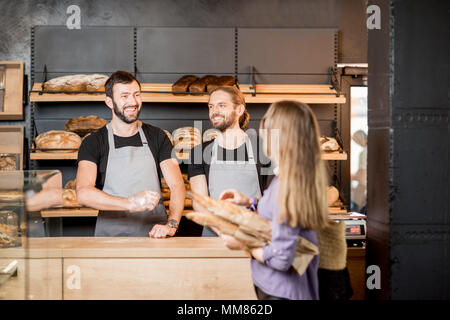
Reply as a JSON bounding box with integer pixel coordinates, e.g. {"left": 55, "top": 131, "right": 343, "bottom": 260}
{"left": 106, "top": 122, "right": 148, "bottom": 150}
{"left": 211, "top": 133, "right": 257, "bottom": 165}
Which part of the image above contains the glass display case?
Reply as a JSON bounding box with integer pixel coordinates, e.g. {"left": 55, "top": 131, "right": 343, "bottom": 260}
{"left": 0, "top": 170, "right": 61, "bottom": 299}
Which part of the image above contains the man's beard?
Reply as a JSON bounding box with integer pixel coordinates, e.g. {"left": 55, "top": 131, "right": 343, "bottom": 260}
{"left": 211, "top": 110, "right": 237, "bottom": 132}
{"left": 113, "top": 100, "right": 141, "bottom": 124}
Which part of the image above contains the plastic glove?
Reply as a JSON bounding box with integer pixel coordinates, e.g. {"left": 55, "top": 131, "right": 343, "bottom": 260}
{"left": 127, "top": 190, "right": 160, "bottom": 212}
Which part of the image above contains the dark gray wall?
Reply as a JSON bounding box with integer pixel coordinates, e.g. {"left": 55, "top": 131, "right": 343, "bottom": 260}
{"left": 367, "top": 0, "right": 449, "bottom": 299}
{"left": 0, "top": 0, "right": 367, "bottom": 129}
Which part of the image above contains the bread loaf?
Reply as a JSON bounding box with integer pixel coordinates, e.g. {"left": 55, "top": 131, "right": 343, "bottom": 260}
{"left": 189, "top": 75, "right": 219, "bottom": 93}
{"left": 320, "top": 136, "right": 341, "bottom": 151}
{"left": 172, "top": 75, "right": 199, "bottom": 95}
{"left": 65, "top": 179, "right": 76, "bottom": 190}
{"left": 35, "top": 131, "right": 81, "bottom": 152}
{"left": 65, "top": 115, "right": 108, "bottom": 137}
{"left": 0, "top": 155, "right": 18, "bottom": 171}
{"left": 43, "top": 74, "right": 108, "bottom": 92}
{"left": 85, "top": 74, "right": 108, "bottom": 92}
{"left": 207, "top": 76, "right": 237, "bottom": 92}
{"left": 63, "top": 75, "right": 88, "bottom": 92}
{"left": 62, "top": 188, "right": 80, "bottom": 207}
{"left": 327, "top": 186, "right": 340, "bottom": 206}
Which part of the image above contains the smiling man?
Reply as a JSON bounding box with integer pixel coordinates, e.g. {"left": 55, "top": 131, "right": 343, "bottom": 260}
{"left": 188, "top": 86, "right": 272, "bottom": 236}
{"left": 76, "top": 71, "right": 185, "bottom": 237}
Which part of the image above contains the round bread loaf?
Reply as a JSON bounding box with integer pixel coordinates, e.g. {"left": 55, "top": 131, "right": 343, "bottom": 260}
{"left": 65, "top": 115, "right": 108, "bottom": 137}
{"left": 35, "top": 130, "right": 81, "bottom": 152}
{"left": 43, "top": 75, "right": 72, "bottom": 91}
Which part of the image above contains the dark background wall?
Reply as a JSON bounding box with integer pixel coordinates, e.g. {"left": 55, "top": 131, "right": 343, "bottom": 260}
{"left": 367, "top": 0, "right": 449, "bottom": 299}
{"left": 0, "top": 0, "right": 367, "bottom": 133}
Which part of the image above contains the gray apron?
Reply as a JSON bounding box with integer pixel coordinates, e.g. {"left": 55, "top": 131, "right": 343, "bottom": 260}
{"left": 203, "top": 134, "right": 262, "bottom": 236}
{"left": 95, "top": 123, "right": 167, "bottom": 237}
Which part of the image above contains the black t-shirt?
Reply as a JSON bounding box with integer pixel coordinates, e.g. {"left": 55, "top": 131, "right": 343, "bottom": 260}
{"left": 77, "top": 123, "right": 173, "bottom": 190}
{"left": 187, "top": 135, "right": 273, "bottom": 192}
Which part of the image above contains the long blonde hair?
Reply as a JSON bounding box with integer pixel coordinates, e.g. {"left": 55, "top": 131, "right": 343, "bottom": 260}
{"left": 260, "top": 101, "right": 329, "bottom": 230}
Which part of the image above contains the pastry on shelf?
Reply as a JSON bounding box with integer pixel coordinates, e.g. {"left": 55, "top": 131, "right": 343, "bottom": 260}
{"left": 320, "top": 136, "right": 341, "bottom": 152}
{"left": 62, "top": 188, "right": 80, "bottom": 207}
{"left": 206, "top": 76, "right": 237, "bottom": 92}
{"left": 0, "top": 154, "right": 18, "bottom": 171}
{"left": 64, "top": 115, "right": 108, "bottom": 137}
{"left": 65, "top": 179, "right": 76, "bottom": 190}
{"left": 34, "top": 130, "right": 81, "bottom": 153}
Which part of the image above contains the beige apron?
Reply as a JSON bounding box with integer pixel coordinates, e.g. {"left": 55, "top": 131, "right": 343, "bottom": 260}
{"left": 95, "top": 123, "right": 167, "bottom": 237}
{"left": 203, "top": 134, "right": 262, "bottom": 236}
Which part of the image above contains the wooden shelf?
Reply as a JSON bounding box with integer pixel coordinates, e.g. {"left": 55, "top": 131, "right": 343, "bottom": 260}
{"left": 41, "top": 208, "right": 194, "bottom": 218}
{"left": 322, "top": 151, "right": 347, "bottom": 160}
{"left": 41, "top": 207, "right": 99, "bottom": 218}
{"left": 0, "top": 61, "right": 24, "bottom": 120}
{"left": 30, "top": 83, "right": 346, "bottom": 104}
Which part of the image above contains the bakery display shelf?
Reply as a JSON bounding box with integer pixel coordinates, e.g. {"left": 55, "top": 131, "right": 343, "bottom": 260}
{"left": 0, "top": 61, "right": 24, "bottom": 120}
{"left": 41, "top": 208, "right": 194, "bottom": 218}
{"left": 40, "top": 207, "right": 99, "bottom": 218}
{"left": 30, "top": 150, "right": 78, "bottom": 160}
{"left": 0, "top": 126, "right": 24, "bottom": 169}
{"left": 322, "top": 151, "right": 347, "bottom": 161}
{"left": 30, "top": 83, "right": 346, "bottom": 104}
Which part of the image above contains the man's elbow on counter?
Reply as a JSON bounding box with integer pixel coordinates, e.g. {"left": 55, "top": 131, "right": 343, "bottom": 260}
{"left": 76, "top": 187, "right": 90, "bottom": 207}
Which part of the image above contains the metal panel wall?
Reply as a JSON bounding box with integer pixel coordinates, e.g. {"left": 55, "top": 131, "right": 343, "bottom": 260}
{"left": 136, "top": 27, "right": 235, "bottom": 83}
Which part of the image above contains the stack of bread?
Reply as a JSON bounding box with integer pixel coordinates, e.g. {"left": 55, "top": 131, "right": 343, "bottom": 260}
{"left": 43, "top": 74, "right": 108, "bottom": 92}
{"left": 186, "top": 192, "right": 320, "bottom": 275}
{"left": 172, "top": 127, "right": 201, "bottom": 159}
{"left": 161, "top": 173, "right": 192, "bottom": 209}
{"left": 172, "top": 75, "right": 237, "bottom": 95}
{"left": 320, "top": 136, "right": 341, "bottom": 152}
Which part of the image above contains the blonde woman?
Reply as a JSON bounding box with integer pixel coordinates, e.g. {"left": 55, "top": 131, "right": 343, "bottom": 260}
{"left": 219, "top": 100, "right": 329, "bottom": 300}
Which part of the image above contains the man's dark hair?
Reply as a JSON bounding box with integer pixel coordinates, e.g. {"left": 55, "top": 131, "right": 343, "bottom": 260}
{"left": 105, "top": 70, "right": 141, "bottom": 98}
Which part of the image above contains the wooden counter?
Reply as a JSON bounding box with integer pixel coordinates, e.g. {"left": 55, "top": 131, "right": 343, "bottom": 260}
{"left": 0, "top": 237, "right": 255, "bottom": 300}
{"left": 0, "top": 237, "right": 366, "bottom": 300}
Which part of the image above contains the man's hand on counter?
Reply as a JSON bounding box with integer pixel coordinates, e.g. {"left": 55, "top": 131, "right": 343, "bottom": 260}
{"left": 149, "top": 223, "right": 177, "bottom": 238}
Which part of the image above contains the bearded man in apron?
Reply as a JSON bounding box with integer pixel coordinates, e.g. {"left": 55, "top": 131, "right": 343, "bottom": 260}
{"left": 188, "top": 86, "right": 272, "bottom": 237}
{"left": 76, "top": 71, "right": 185, "bottom": 237}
